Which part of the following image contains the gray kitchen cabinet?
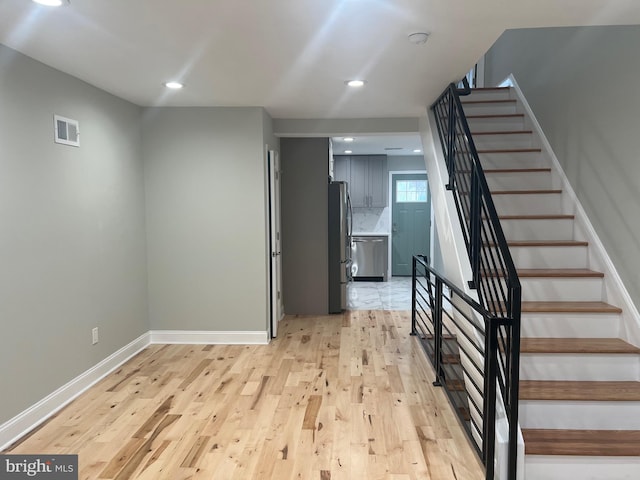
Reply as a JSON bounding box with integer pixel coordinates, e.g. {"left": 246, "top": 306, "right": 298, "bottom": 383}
{"left": 334, "top": 155, "right": 387, "bottom": 207}
{"left": 367, "top": 155, "right": 387, "bottom": 207}
{"left": 349, "top": 156, "right": 369, "bottom": 207}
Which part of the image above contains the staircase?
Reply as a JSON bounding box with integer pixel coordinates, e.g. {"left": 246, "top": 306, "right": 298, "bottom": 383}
{"left": 461, "top": 87, "right": 640, "bottom": 479}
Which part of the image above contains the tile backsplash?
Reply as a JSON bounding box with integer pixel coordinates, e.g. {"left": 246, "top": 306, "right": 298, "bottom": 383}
{"left": 352, "top": 207, "right": 390, "bottom": 233}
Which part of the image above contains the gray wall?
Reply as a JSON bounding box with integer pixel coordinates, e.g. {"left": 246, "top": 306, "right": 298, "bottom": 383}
{"left": 484, "top": 25, "right": 640, "bottom": 311}
{"left": 0, "top": 45, "right": 148, "bottom": 423}
{"left": 142, "top": 107, "right": 270, "bottom": 332}
{"left": 273, "top": 118, "right": 419, "bottom": 136}
{"left": 280, "top": 138, "right": 329, "bottom": 314}
{"left": 387, "top": 155, "right": 426, "bottom": 172}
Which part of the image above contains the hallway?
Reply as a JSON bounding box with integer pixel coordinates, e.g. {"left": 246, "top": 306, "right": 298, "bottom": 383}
{"left": 347, "top": 277, "right": 412, "bottom": 311}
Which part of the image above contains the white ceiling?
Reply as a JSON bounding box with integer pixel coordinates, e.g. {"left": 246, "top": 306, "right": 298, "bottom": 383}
{"left": 2, "top": 0, "right": 640, "bottom": 121}
{"left": 331, "top": 134, "right": 423, "bottom": 156}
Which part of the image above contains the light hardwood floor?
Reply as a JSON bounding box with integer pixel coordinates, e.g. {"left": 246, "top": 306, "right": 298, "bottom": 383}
{"left": 5, "top": 310, "right": 484, "bottom": 480}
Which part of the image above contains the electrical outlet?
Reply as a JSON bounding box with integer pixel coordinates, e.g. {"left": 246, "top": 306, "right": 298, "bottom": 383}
{"left": 92, "top": 327, "right": 99, "bottom": 345}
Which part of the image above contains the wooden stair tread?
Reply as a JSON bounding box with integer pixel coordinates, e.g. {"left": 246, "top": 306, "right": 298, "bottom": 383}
{"left": 470, "top": 87, "right": 511, "bottom": 91}
{"left": 490, "top": 189, "right": 562, "bottom": 195}
{"left": 520, "top": 337, "right": 640, "bottom": 354}
{"left": 523, "top": 429, "right": 640, "bottom": 456}
{"left": 423, "top": 333, "right": 457, "bottom": 340}
{"left": 520, "top": 380, "right": 640, "bottom": 401}
{"left": 471, "top": 130, "right": 533, "bottom": 136}
{"left": 521, "top": 301, "right": 622, "bottom": 314}
{"left": 489, "top": 268, "right": 604, "bottom": 278}
{"left": 517, "top": 268, "right": 603, "bottom": 278}
{"left": 446, "top": 379, "right": 465, "bottom": 391}
{"left": 466, "top": 113, "right": 524, "bottom": 119}
{"left": 483, "top": 167, "right": 550, "bottom": 173}
{"left": 461, "top": 99, "right": 516, "bottom": 105}
{"left": 499, "top": 214, "right": 574, "bottom": 220}
{"left": 506, "top": 240, "right": 588, "bottom": 247}
{"left": 477, "top": 148, "right": 541, "bottom": 153}
{"left": 442, "top": 353, "right": 460, "bottom": 364}
{"left": 457, "top": 406, "right": 471, "bottom": 422}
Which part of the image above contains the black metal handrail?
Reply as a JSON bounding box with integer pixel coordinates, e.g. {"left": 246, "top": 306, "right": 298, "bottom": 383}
{"left": 412, "top": 256, "right": 512, "bottom": 479}
{"left": 426, "top": 79, "right": 522, "bottom": 479}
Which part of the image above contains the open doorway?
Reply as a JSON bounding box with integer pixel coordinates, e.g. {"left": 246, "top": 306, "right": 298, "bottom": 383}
{"left": 267, "top": 148, "right": 284, "bottom": 337}
{"left": 329, "top": 136, "right": 429, "bottom": 311}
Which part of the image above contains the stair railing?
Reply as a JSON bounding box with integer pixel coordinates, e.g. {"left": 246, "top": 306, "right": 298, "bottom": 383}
{"left": 412, "top": 256, "right": 506, "bottom": 479}
{"left": 424, "top": 79, "right": 522, "bottom": 479}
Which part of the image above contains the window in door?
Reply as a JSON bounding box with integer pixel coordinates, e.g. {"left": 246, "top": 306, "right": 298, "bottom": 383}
{"left": 395, "top": 179, "right": 428, "bottom": 203}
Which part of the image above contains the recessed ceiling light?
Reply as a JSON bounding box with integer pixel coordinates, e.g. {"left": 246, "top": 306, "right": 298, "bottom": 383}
{"left": 345, "top": 150, "right": 353, "bottom": 154}
{"left": 164, "top": 81, "right": 184, "bottom": 89}
{"left": 32, "top": 0, "right": 66, "bottom": 6}
{"left": 413, "top": 149, "right": 422, "bottom": 153}
{"left": 343, "top": 137, "right": 354, "bottom": 142}
{"left": 346, "top": 80, "right": 366, "bottom": 88}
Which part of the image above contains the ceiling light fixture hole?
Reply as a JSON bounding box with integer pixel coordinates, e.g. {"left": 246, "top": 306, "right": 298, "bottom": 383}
{"left": 408, "top": 32, "right": 430, "bottom": 45}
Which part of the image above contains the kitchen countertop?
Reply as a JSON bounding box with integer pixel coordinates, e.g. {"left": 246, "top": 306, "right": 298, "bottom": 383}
{"left": 352, "top": 232, "right": 390, "bottom": 236}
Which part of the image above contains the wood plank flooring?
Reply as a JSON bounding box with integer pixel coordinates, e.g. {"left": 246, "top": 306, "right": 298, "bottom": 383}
{"left": 4, "top": 310, "right": 484, "bottom": 480}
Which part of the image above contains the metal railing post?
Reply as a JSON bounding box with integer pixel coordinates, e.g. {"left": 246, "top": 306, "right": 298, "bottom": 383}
{"left": 446, "top": 89, "right": 456, "bottom": 190}
{"left": 469, "top": 170, "right": 481, "bottom": 290}
{"left": 411, "top": 256, "right": 418, "bottom": 336}
{"left": 483, "top": 318, "right": 499, "bottom": 480}
{"left": 508, "top": 289, "right": 522, "bottom": 480}
{"left": 432, "top": 277, "right": 444, "bottom": 386}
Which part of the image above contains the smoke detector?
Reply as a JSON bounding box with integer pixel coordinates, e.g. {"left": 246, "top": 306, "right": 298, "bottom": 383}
{"left": 408, "top": 32, "right": 430, "bottom": 45}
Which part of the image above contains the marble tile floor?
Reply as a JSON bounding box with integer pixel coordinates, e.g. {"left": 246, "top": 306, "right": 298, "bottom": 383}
{"left": 347, "top": 276, "right": 412, "bottom": 310}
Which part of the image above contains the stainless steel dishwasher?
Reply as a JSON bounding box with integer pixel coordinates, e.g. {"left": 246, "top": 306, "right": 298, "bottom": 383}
{"left": 351, "top": 236, "right": 388, "bottom": 281}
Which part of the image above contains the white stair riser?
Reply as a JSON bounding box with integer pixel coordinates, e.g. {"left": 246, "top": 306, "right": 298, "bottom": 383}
{"left": 525, "top": 456, "right": 640, "bottom": 480}
{"left": 493, "top": 193, "right": 563, "bottom": 216}
{"left": 466, "top": 89, "right": 512, "bottom": 102}
{"left": 462, "top": 103, "right": 518, "bottom": 116}
{"left": 500, "top": 219, "right": 574, "bottom": 241}
{"left": 521, "top": 400, "right": 640, "bottom": 429}
{"left": 508, "top": 245, "right": 588, "bottom": 269}
{"left": 521, "top": 313, "right": 622, "bottom": 339}
{"left": 520, "top": 277, "right": 603, "bottom": 302}
{"left": 466, "top": 117, "right": 525, "bottom": 132}
{"left": 520, "top": 353, "right": 639, "bottom": 381}
{"left": 479, "top": 152, "right": 545, "bottom": 169}
{"left": 473, "top": 134, "right": 534, "bottom": 150}
{"left": 485, "top": 171, "right": 551, "bottom": 190}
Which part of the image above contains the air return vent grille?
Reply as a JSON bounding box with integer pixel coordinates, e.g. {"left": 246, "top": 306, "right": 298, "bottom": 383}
{"left": 54, "top": 115, "right": 80, "bottom": 147}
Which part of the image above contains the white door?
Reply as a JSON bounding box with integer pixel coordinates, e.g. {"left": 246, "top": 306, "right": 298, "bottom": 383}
{"left": 268, "top": 149, "right": 284, "bottom": 337}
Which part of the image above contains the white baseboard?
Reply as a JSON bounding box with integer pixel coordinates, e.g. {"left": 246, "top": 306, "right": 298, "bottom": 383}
{"left": 0, "top": 328, "right": 270, "bottom": 451}
{"left": 149, "top": 330, "right": 270, "bottom": 345}
{"left": 0, "top": 332, "right": 151, "bottom": 451}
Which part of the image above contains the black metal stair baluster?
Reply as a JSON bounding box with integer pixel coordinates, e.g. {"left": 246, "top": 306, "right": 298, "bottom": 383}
{"left": 432, "top": 276, "right": 444, "bottom": 386}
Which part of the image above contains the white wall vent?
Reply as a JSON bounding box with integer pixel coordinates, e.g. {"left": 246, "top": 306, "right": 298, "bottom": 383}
{"left": 54, "top": 115, "right": 80, "bottom": 147}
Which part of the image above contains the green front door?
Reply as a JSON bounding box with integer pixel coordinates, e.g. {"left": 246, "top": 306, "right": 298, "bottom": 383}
{"left": 391, "top": 173, "right": 431, "bottom": 276}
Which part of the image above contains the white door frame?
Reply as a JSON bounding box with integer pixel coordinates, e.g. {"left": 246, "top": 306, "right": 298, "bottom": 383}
{"left": 387, "top": 170, "right": 434, "bottom": 279}
{"left": 267, "top": 148, "right": 284, "bottom": 337}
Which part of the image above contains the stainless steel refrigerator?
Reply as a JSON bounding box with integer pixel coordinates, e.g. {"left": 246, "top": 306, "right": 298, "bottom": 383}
{"left": 328, "top": 181, "right": 352, "bottom": 313}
